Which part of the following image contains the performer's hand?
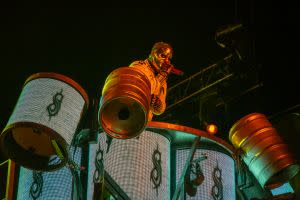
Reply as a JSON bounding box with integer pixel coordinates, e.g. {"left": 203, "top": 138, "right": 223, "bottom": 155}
{"left": 160, "top": 64, "right": 173, "bottom": 76}
{"left": 150, "top": 94, "right": 163, "bottom": 112}
{"left": 157, "top": 64, "right": 173, "bottom": 83}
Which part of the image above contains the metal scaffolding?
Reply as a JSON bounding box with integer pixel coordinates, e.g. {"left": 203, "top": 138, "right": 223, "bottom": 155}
{"left": 165, "top": 54, "right": 237, "bottom": 112}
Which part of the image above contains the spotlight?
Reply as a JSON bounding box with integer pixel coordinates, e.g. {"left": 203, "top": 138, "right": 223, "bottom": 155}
{"left": 206, "top": 123, "right": 218, "bottom": 135}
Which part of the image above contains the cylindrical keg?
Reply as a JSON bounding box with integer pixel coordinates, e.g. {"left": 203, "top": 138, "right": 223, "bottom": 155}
{"left": 0, "top": 72, "right": 89, "bottom": 171}
{"left": 229, "top": 112, "right": 300, "bottom": 188}
{"left": 99, "top": 67, "right": 152, "bottom": 139}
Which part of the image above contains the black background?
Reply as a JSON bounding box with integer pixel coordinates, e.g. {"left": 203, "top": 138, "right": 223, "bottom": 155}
{"left": 1, "top": 1, "right": 299, "bottom": 144}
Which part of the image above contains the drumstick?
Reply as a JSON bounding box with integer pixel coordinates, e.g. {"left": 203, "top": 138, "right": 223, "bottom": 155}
{"left": 51, "top": 139, "right": 64, "bottom": 161}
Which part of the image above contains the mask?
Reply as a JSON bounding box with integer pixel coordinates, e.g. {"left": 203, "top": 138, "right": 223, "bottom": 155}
{"left": 149, "top": 42, "right": 173, "bottom": 71}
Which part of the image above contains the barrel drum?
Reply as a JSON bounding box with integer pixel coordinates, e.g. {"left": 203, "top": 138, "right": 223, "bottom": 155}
{"left": 229, "top": 113, "right": 300, "bottom": 188}
{"left": 0, "top": 72, "right": 89, "bottom": 171}
{"left": 16, "top": 146, "right": 82, "bottom": 200}
{"left": 175, "top": 145, "right": 236, "bottom": 199}
{"left": 87, "top": 130, "right": 171, "bottom": 200}
{"left": 99, "top": 67, "right": 152, "bottom": 139}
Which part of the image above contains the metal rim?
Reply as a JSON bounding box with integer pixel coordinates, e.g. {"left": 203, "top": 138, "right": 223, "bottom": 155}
{"left": 0, "top": 122, "right": 69, "bottom": 171}
{"left": 24, "top": 72, "right": 89, "bottom": 109}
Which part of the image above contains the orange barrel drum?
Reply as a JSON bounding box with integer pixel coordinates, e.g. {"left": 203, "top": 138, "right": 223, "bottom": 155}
{"left": 99, "top": 67, "right": 152, "bottom": 139}
{"left": 0, "top": 72, "right": 89, "bottom": 171}
{"left": 229, "top": 112, "right": 300, "bottom": 188}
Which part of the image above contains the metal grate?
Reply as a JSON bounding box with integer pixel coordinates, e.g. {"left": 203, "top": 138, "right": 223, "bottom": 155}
{"left": 16, "top": 146, "right": 82, "bottom": 200}
{"left": 175, "top": 149, "right": 235, "bottom": 200}
{"left": 87, "top": 130, "right": 171, "bottom": 200}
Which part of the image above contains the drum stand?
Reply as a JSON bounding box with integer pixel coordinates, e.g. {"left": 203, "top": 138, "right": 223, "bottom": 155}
{"left": 172, "top": 136, "right": 204, "bottom": 200}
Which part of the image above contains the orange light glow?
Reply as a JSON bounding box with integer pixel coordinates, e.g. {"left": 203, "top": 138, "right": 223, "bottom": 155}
{"left": 206, "top": 124, "right": 218, "bottom": 135}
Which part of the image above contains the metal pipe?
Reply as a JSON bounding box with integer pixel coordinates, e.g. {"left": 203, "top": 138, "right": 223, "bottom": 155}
{"left": 166, "top": 74, "right": 234, "bottom": 111}
{"left": 172, "top": 137, "right": 201, "bottom": 200}
{"left": 168, "top": 54, "right": 233, "bottom": 92}
{"left": 268, "top": 103, "right": 300, "bottom": 121}
{"left": 226, "top": 82, "right": 264, "bottom": 103}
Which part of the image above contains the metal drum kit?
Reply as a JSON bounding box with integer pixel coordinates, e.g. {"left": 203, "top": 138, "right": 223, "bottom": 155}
{"left": 87, "top": 122, "right": 237, "bottom": 200}
{"left": 1, "top": 68, "right": 299, "bottom": 199}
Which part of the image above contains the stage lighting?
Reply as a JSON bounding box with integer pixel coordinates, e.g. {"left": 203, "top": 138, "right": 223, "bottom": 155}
{"left": 206, "top": 123, "right": 218, "bottom": 135}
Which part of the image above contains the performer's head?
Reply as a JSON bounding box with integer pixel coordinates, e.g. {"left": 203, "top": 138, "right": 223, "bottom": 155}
{"left": 148, "top": 42, "right": 173, "bottom": 70}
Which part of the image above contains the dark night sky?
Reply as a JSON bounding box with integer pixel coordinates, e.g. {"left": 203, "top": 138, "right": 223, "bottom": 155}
{"left": 1, "top": 1, "right": 299, "bottom": 139}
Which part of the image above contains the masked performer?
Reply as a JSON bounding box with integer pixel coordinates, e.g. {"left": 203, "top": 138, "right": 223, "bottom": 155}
{"left": 129, "top": 42, "right": 174, "bottom": 121}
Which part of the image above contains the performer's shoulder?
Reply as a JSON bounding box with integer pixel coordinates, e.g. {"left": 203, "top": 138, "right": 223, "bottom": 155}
{"left": 129, "top": 60, "right": 147, "bottom": 67}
